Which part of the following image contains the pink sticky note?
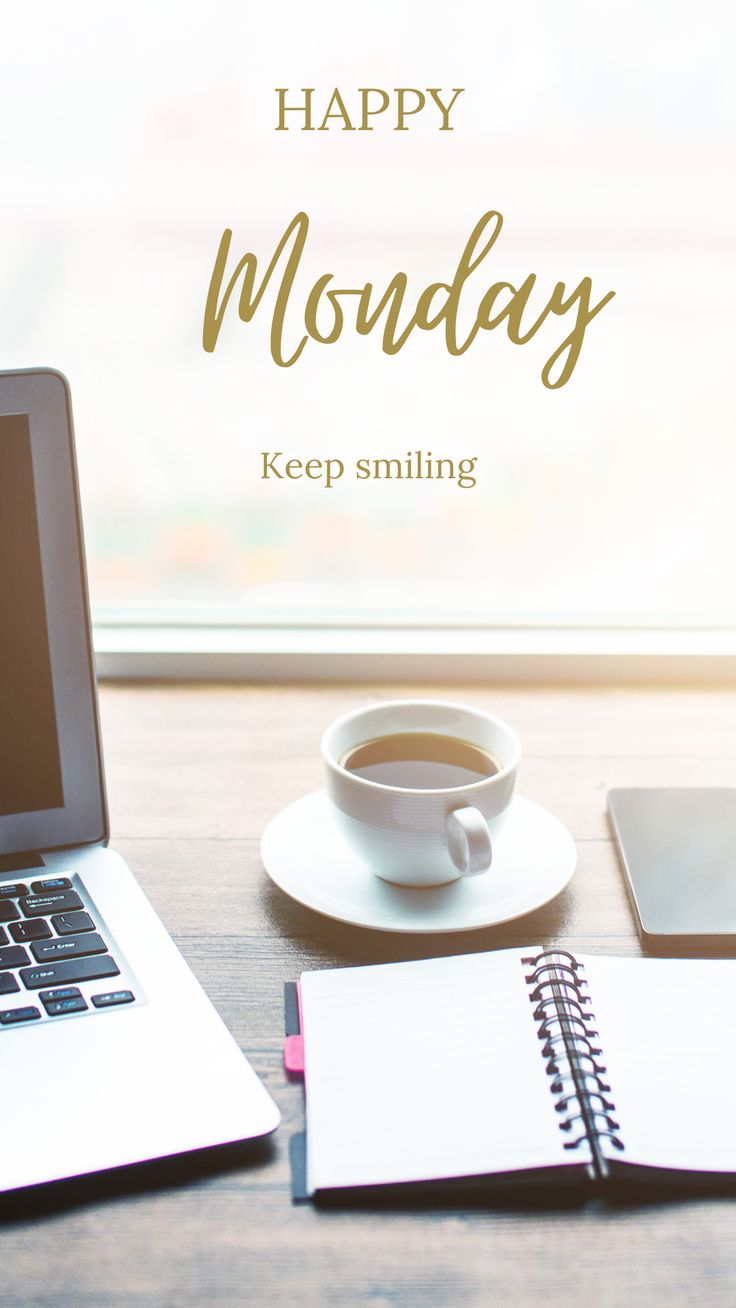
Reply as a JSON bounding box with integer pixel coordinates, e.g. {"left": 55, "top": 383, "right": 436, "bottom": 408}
{"left": 284, "top": 1034, "right": 305, "bottom": 1077}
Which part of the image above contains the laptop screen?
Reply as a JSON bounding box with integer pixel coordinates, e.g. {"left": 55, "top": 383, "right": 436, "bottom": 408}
{"left": 0, "top": 413, "right": 65, "bottom": 817}
{"left": 0, "top": 370, "right": 107, "bottom": 858}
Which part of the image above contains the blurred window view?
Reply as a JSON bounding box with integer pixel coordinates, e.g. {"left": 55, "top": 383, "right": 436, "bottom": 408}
{"left": 0, "top": 2, "right": 734, "bottom": 628}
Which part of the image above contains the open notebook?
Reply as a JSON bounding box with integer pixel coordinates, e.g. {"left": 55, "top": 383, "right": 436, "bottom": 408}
{"left": 285, "top": 947, "right": 736, "bottom": 1200}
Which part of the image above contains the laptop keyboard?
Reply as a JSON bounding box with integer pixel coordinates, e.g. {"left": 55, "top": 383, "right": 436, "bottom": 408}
{"left": 0, "top": 874, "right": 142, "bottom": 1026}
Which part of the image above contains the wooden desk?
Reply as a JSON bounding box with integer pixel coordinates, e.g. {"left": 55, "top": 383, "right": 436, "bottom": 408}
{"left": 4, "top": 682, "right": 736, "bottom": 1306}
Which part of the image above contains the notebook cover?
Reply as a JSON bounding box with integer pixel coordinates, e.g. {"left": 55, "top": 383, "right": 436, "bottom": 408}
{"left": 303, "top": 1162, "right": 596, "bottom": 1207}
{"left": 284, "top": 981, "right": 300, "bottom": 1036}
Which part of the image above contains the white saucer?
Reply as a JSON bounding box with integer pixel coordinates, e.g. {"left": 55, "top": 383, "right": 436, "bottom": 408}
{"left": 261, "top": 790, "right": 576, "bottom": 934}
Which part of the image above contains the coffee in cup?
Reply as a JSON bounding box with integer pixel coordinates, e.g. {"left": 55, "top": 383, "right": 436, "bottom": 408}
{"left": 341, "top": 733, "right": 502, "bottom": 790}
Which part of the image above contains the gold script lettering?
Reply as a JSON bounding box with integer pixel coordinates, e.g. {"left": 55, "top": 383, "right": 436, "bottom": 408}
{"left": 202, "top": 210, "right": 615, "bottom": 388}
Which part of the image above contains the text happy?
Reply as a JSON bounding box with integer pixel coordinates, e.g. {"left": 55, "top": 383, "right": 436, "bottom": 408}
{"left": 274, "top": 87, "right": 465, "bottom": 132}
{"left": 203, "top": 211, "right": 615, "bottom": 388}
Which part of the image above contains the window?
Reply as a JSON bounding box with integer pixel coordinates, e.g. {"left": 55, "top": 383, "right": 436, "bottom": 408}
{"left": 0, "top": 2, "right": 733, "bottom": 638}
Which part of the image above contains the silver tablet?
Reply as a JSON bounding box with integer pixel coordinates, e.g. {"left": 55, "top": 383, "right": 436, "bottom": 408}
{"left": 608, "top": 788, "right": 736, "bottom": 954}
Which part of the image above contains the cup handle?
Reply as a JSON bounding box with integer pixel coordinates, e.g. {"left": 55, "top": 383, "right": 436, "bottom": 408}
{"left": 446, "top": 806, "right": 492, "bottom": 877}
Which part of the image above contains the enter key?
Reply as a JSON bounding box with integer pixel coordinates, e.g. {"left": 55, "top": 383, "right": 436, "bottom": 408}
{"left": 30, "top": 933, "right": 107, "bottom": 963}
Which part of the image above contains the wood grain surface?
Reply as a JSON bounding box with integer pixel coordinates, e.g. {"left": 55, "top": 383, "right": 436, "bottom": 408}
{"left": 4, "top": 681, "right": 736, "bottom": 1307}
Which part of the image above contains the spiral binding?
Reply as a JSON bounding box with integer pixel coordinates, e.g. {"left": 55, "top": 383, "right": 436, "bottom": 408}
{"left": 521, "top": 949, "right": 624, "bottom": 1178}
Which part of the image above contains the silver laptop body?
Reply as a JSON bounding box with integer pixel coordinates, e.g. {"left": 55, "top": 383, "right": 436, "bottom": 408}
{"left": 0, "top": 369, "right": 279, "bottom": 1194}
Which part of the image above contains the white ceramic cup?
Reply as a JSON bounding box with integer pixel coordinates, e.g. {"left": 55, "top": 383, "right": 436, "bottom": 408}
{"left": 321, "top": 699, "right": 521, "bottom": 887}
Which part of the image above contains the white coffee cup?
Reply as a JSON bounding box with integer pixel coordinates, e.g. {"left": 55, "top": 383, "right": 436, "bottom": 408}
{"left": 321, "top": 699, "right": 521, "bottom": 887}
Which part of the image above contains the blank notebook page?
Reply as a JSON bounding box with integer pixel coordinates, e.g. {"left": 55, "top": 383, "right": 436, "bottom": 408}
{"left": 300, "top": 947, "right": 581, "bottom": 1194}
{"left": 582, "top": 955, "right": 736, "bottom": 1174}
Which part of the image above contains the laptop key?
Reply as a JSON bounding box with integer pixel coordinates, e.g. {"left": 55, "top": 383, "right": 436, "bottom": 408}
{"left": 10, "top": 919, "right": 52, "bottom": 943}
{"left": 44, "top": 996, "right": 88, "bottom": 1016}
{"left": 20, "top": 890, "right": 83, "bottom": 918}
{"left": 92, "top": 990, "right": 135, "bottom": 1008}
{"left": 0, "top": 944, "right": 30, "bottom": 969}
{"left": 0, "top": 883, "right": 28, "bottom": 899}
{"left": 39, "top": 986, "right": 82, "bottom": 1004}
{"left": 20, "top": 954, "right": 120, "bottom": 990}
{"left": 0, "top": 926, "right": 6, "bottom": 945}
{"left": 0, "top": 901, "right": 21, "bottom": 924}
{"left": 31, "top": 932, "right": 106, "bottom": 964}
{"left": 0, "top": 1006, "right": 41, "bottom": 1025}
{"left": 31, "top": 877, "right": 72, "bottom": 893}
{"left": 51, "top": 910, "right": 95, "bottom": 935}
{"left": 0, "top": 973, "right": 20, "bottom": 995}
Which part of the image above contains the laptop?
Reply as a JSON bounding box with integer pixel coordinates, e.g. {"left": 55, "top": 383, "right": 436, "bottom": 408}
{"left": 0, "top": 368, "right": 280, "bottom": 1194}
